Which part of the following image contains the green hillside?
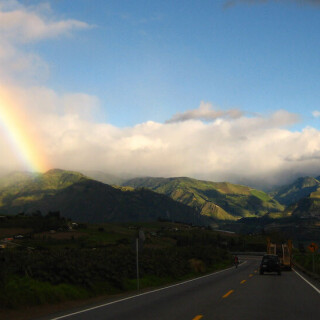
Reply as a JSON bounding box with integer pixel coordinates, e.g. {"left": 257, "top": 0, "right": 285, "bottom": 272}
{"left": 123, "top": 177, "right": 284, "bottom": 220}
{"left": 290, "top": 186, "right": 320, "bottom": 218}
{"left": 272, "top": 176, "right": 320, "bottom": 206}
{"left": 0, "top": 169, "right": 86, "bottom": 208}
{"left": 0, "top": 170, "right": 203, "bottom": 224}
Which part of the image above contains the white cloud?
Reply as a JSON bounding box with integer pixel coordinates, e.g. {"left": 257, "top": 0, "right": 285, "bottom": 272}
{"left": 0, "top": 1, "right": 91, "bottom": 43}
{"left": 312, "top": 110, "right": 320, "bottom": 118}
{"left": 0, "top": 0, "right": 92, "bottom": 84}
{"left": 166, "top": 101, "right": 243, "bottom": 123}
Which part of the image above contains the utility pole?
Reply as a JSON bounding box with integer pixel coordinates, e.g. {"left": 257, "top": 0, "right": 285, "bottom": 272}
{"left": 136, "top": 238, "right": 139, "bottom": 291}
{"left": 136, "top": 229, "right": 145, "bottom": 291}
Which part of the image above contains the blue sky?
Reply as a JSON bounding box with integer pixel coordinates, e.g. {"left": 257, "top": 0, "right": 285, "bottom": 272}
{"left": 2, "top": 0, "right": 320, "bottom": 186}
{"left": 29, "top": 0, "right": 320, "bottom": 127}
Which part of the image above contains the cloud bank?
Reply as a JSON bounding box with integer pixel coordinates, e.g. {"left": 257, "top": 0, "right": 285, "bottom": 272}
{"left": 1, "top": 1, "right": 320, "bottom": 188}
{"left": 166, "top": 102, "right": 243, "bottom": 123}
{"left": 2, "top": 87, "right": 320, "bottom": 188}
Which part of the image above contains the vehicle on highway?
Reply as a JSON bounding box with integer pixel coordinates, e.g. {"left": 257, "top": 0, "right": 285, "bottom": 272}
{"left": 259, "top": 254, "right": 281, "bottom": 275}
{"left": 267, "top": 239, "right": 292, "bottom": 270}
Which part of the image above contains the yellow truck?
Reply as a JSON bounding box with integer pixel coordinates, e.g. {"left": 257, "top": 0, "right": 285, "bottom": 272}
{"left": 267, "top": 239, "right": 292, "bottom": 270}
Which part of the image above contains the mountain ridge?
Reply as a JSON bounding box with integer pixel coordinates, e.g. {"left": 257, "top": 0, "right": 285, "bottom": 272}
{"left": 0, "top": 169, "right": 204, "bottom": 224}
{"left": 123, "top": 176, "right": 284, "bottom": 220}
{"left": 272, "top": 176, "right": 320, "bottom": 206}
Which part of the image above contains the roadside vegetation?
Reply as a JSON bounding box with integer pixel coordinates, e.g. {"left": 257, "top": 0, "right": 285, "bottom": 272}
{"left": 293, "top": 251, "right": 320, "bottom": 276}
{"left": 0, "top": 213, "right": 242, "bottom": 309}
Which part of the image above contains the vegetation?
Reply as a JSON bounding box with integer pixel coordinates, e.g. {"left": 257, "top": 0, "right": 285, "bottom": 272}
{"left": 0, "top": 215, "right": 234, "bottom": 309}
{"left": 0, "top": 170, "right": 205, "bottom": 225}
{"left": 123, "top": 177, "right": 284, "bottom": 220}
{"left": 272, "top": 176, "right": 320, "bottom": 206}
{"left": 293, "top": 252, "right": 320, "bottom": 276}
{"left": 290, "top": 193, "right": 320, "bottom": 218}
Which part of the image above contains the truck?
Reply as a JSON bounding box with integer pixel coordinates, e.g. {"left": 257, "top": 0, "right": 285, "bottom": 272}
{"left": 267, "top": 239, "right": 292, "bottom": 270}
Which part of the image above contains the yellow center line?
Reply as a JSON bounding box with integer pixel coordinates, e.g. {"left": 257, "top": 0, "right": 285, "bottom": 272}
{"left": 193, "top": 316, "right": 203, "bottom": 320}
{"left": 240, "top": 280, "right": 246, "bottom": 284}
{"left": 249, "top": 274, "right": 253, "bottom": 277}
{"left": 222, "top": 290, "right": 234, "bottom": 298}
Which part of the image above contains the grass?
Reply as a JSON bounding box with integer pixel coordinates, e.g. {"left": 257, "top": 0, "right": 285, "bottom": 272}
{"left": 123, "top": 260, "right": 232, "bottom": 292}
{"left": 294, "top": 253, "right": 320, "bottom": 275}
{"left": 0, "top": 257, "right": 232, "bottom": 310}
{"left": 0, "top": 276, "right": 90, "bottom": 309}
{"left": 250, "top": 189, "right": 271, "bottom": 202}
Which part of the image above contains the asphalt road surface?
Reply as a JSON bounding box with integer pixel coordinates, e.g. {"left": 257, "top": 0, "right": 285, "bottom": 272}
{"left": 43, "top": 257, "right": 320, "bottom": 320}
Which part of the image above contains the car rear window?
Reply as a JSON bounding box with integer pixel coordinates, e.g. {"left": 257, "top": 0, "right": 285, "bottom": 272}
{"left": 262, "top": 256, "right": 278, "bottom": 262}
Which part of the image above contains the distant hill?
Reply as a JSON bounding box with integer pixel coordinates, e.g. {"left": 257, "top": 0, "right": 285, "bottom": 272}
{"left": 123, "top": 177, "right": 284, "bottom": 220}
{"left": 0, "top": 170, "right": 204, "bottom": 224}
{"left": 272, "top": 176, "right": 320, "bottom": 206}
{"left": 290, "top": 187, "right": 320, "bottom": 218}
{"left": 0, "top": 169, "right": 86, "bottom": 208}
{"left": 80, "top": 170, "right": 125, "bottom": 186}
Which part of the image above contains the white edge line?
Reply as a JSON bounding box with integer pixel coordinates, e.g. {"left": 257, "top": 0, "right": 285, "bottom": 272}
{"left": 50, "top": 261, "right": 247, "bottom": 320}
{"left": 293, "top": 268, "right": 320, "bottom": 294}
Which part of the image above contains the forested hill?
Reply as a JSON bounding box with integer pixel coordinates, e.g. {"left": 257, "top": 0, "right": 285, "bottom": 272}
{"left": 0, "top": 170, "right": 203, "bottom": 224}
{"left": 123, "top": 177, "right": 284, "bottom": 220}
{"left": 288, "top": 187, "right": 320, "bottom": 219}
{"left": 272, "top": 176, "right": 320, "bottom": 206}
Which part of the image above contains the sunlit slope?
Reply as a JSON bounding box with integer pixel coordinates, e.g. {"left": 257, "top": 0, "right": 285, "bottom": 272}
{"left": 123, "top": 177, "right": 284, "bottom": 220}
{"left": 0, "top": 169, "right": 87, "bottom": 207}
{"left": 272, "top": 176, "right": 320, "bottom": 206}
{"left": 0, "top": 170, "right": 202, "bottom": 224}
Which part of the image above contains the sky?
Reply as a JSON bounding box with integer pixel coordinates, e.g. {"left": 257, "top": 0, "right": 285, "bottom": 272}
{"left": 1, "top": 0, "right": 320, "bottom": 188}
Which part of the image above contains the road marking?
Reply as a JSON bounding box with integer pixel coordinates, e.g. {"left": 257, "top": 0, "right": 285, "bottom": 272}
{"left": 293, "top": 268, "right": 320, "bottom": 295}
{"left": 222, "top": 290, "right": 234, "bottom": 298}
{"left": 240, "top": 280, "right": 246, "bottom": 284}
{"left": 249, "top": 274, "right": 253, "bottom": 277}
{"left": 49, "top": 262, "right": 247, "bottom": 320}
{"left": 193, "top": 316, "right": 203, "bottom": 320}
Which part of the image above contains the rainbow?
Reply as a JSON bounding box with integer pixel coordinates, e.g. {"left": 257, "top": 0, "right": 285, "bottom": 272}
{"left": 0, "top": 88, "right": 50, "bottom": 172}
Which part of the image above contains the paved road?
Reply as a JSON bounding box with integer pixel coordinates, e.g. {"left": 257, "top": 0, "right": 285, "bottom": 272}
{"left": 44, "top": 257, "right": 320, "bottom": 320}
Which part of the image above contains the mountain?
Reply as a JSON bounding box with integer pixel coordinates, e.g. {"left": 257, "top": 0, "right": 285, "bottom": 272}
{"left": 289, "top": 187, "right": 320, "bottom": 218}
{"left": 123, "top": 177, "right": 284, "bottom": 220}
{"left": 80, "top": 170, "right": 124, "bottom": 186}
{"left": 0, "top": 169, "right": 86, "bottom": 208}
{"left": 0, "top": 169, "right": 204, "bottom": 224}
{"left": 272, "top": 176, "right": 320, "bottom": 206}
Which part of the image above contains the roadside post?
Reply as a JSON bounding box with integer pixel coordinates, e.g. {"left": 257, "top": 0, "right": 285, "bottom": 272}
{"left": 308, "top": 242, "right": 318, "bottom": 273}
{"left": 136, "top": 229, "right": 145, "bottom": 291}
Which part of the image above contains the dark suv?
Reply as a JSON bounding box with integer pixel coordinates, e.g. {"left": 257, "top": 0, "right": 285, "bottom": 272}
{"left": 259, "top": 254, "right": 281, "bottom": 275}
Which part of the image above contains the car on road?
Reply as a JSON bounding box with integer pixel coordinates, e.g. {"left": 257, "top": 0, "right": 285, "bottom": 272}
{"left": 260, "top": 254, "right": 281, "bottom": 275}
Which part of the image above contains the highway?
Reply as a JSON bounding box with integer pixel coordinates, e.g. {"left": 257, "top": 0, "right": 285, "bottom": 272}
{"left": 43, "top": 257, "right": 320, "bottom": 320}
